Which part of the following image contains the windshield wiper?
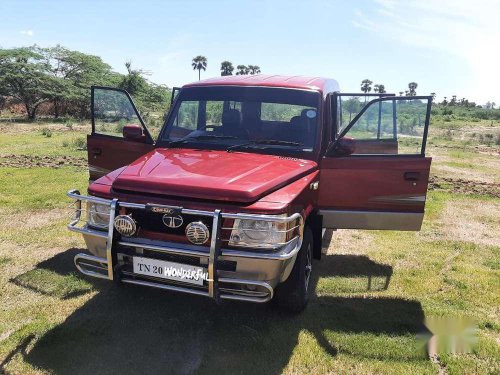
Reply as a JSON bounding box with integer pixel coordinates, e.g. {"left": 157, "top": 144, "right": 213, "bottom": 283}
{"left": 168, "top": 134, "right": 238, "bottom": 147}
{"left": 226, "top": 139, "right": 303, "bottom": 152}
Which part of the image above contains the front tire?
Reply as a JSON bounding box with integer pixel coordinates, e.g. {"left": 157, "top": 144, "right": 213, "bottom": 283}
{"left": 274, "top": 227, "right": 313, "bottom": 313}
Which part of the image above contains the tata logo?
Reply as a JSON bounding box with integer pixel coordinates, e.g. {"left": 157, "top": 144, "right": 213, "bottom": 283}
{"left": 162, "top": 214, "right": 184, "bottom": 229}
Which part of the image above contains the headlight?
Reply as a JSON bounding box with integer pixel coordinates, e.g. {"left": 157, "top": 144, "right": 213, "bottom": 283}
{"left": 87, "top": 202, "right": 110, "bottom": 229}
{"left": 229, "top": 218, "right": 289, "bottom": 249}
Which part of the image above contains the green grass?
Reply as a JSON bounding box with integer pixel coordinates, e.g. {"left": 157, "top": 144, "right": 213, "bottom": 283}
{"left": 0, "top": 121, "right": 498, "bottom": 374}
{"left": 0, "top": 167, "right": 88, "bottom": 209}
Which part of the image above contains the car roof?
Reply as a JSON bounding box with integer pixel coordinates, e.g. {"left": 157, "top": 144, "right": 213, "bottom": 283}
{"left": 183, "top": 74, "right": 340, "bottom": 95}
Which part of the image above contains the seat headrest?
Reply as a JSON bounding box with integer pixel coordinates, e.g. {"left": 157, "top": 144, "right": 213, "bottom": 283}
{"left": 301, "top": 108, "right": 316, "bottom": 119}
{"left": 222, "top": 109, "right": 242, "bottom": 128}
{"left": 290, "top": 116, "right": 303, "bottom": 127}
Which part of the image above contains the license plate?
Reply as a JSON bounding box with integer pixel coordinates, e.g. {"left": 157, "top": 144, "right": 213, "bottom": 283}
{"left": 132, "top": 256, "right": 208, "bottom": 286}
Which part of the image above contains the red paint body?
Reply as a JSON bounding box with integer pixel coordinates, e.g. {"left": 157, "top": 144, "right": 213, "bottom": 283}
{"left": 112, "top": 148, "right": 317, "bottom": 203}
{"left": 87, "top": 75, "right": 432, "bottom": 227}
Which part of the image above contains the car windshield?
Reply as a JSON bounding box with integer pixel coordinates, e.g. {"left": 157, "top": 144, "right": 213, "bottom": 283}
{"left": 159, "top": 86, "right": 320, "bottom": 153}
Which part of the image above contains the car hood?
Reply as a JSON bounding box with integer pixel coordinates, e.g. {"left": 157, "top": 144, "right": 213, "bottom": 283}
{"left": 112, "top": 148, "right": 317, "bottom": 203}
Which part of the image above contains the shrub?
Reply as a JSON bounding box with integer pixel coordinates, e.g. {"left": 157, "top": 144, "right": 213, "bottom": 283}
{"left": 41, "top": 128, "right": 52, "bottom": 137}
{"left": 62, "top": 140, "right": 69, "bottom": 147}
{"left": 442, "top": 130, "right": 453, "bottom": 141}
{"left": 73, "top": 137, "right": 87, "bottom": 150}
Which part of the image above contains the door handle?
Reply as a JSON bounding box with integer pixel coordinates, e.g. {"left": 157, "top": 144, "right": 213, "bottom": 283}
{"left": 91, "top": 147, "right": 102, "bottom": 156}
{"left": 404, "top": 172, "right": 420, "bottom": 181}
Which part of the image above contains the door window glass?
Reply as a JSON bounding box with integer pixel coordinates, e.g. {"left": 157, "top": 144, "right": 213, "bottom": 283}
{"left": 339, "top": 98, "right": 430, "bottom": 155}
{"left": 93, "top": 88, "right": 143, "bottom": 137}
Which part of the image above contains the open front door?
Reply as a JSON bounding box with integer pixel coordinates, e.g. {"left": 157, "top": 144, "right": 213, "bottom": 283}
{"left": 88, "top": 86, "right": 155, "bottom": 181}
{"left": 319, "top": 95, "right": 432, "bottom": 230}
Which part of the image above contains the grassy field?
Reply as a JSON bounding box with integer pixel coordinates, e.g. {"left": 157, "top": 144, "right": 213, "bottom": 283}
{"left": 0, "top": 117, "right": 498, "bottom": 374}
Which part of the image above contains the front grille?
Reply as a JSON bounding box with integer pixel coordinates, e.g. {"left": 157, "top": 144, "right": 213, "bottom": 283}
{"left": 126, "top": 208, "right": 213, "bottom": 237}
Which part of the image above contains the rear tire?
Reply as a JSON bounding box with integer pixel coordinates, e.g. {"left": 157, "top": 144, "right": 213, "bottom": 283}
{"left": 274, "top": 227, "right": 313, "bottom": 313}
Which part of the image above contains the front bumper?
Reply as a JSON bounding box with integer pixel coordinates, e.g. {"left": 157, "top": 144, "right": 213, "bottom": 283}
{"left": 67, "top": 190, "right": 303, "bottom": 303}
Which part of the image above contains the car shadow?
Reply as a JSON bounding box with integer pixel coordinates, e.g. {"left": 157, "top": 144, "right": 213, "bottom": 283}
{"left": 9, "top": 248, "right": 105, "bottom": 300}
{"left": 18, "top": 247, "right": 426, "bottom": 375}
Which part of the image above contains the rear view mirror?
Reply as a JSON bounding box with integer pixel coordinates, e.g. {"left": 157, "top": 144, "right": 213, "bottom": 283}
{"left": 123, "top": 124, "right": 145, "bottom": 141}
{"left": 332, "top": 137, "right": 356, "bottom": 156}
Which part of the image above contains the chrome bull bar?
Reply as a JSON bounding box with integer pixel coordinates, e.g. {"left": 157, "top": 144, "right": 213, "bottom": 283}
{"left": 67, "top": 189, "right": 304, "bottom": 303}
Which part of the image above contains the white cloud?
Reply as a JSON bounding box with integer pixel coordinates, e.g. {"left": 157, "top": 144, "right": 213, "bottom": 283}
{"left": 20, "top": 30, "right": 34, "bottom": 36}
{"left": 353, "top": 0, "right": 500, "bottom": 104}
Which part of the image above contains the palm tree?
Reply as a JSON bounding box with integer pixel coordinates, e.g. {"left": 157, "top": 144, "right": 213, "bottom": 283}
{"left": 220, "top": 61, "right": 234, "bottom": 76}
{"left": 408, "top": 82, "right": 418, "bottom": 96}
{"left": 360, "top": 79, "right": 372, "bottom": 94}
{"left": 248, "top": 65, "right": 261, "bottom": 74}
{"left": 430, "top": 92, "right": 436, "bottom": 102}
{"left": 399, "top": 91, "right": 404, "bottom": 96}
{"left": 236, "top": 65, "right": 249, "bottom": 75}
{"left": 191, "top": 55, "right": 207, "bottom": 80}
{"left": 374, "top": 84, "right": 386, "bottom": 94}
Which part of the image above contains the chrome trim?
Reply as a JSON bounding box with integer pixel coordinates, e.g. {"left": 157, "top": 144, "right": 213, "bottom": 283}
{"left": 121, "top": 278, "right": 209, "bottom": 297}
{"left": 67, "top": 224, "right": 108, "bottom": 238}
{"left": 74, "top": 253, "right": 110, "bottom": 280}
{"left": 68, "top": 189, "right": 112, "bottom": 205}
{"left": 218, "top": 277, "right": 273, "bottom": 303}
{"left": 106, "top": 199, "right": 118, "bottom": 280}
{"left": 67, "top": 190, "right": 303, "bottom": 303}
{"left": 119, "top": 277, "right": 273, "bottom": 303}
{"left": 208, "top": 210, "right": 222, "bottom": 299}
{"left": 222, "top": 237, "right": 300, "bottom": 260}
{"left": 118, "top": 240, "right": 208, "bottom": 257}
{"left": 119, "top": 201, "right": 213, "bottom": 217}
{"left": 117, "top": 237, "right": 300, "bottom": 261}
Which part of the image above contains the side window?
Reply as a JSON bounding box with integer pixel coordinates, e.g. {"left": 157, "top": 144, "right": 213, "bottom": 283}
{"left": 174, "top": 101, "right": 199, "bottom": 130}
{"left": 206, "top": 101, "right": 224, "bottom": 127}
{"left": 336, "top": 97, "right": 431, "bottom": 155}
{"left": 93, "top": 88, "right": 143, "bottom": 137}
{"left": 261, "top": 103, "right": 313, "bottom": 122}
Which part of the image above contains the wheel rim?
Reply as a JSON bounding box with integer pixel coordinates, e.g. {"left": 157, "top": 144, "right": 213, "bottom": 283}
{"left": 304, "top": 244, "right": 312, "bottom": 292}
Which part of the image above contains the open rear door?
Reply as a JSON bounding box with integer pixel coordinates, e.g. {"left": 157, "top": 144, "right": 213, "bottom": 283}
{"left": 88, "top": 86, "right": 155, "bottom": 181}
{"left": 319, "top": 95, "right": 432, "bottom": 230}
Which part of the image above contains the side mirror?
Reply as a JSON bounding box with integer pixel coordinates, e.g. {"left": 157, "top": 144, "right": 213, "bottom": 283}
{"left": 123, "top": 124, "right": 145, "bottom": 141}
{"left": 331, "top": 137, "right": 356, "bottom": 156}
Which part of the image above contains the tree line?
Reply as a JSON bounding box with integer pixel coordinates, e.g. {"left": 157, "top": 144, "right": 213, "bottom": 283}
{"left": 192, "top": 55, "right": 261, "bottom": 79}
{"left": 0, "top": 45, "right": 170, "bottom": 120}
{"left": 360, "top": 79, "right": 499, "bottom": 109}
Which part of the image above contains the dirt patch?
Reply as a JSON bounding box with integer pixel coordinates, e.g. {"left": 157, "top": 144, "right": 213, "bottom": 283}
{"left": 0, "top": 208, "right": 67, "bottom": 230}
{"left": 325, "top": 230, "right": 375, "bottom": 255}
{"left": 0, "top": 154, "right": 86, "bottom": 169}
{"left": 0, "top": 122, "right": 90, "bottom": 134}
{"left": 429, "top": 176, "right": 500, "bottom": 198}
{"left": 441, "top": 199, "right": 500, "bottom": 247}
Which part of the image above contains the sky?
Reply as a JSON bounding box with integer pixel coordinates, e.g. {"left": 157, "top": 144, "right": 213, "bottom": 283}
{"left": 1, "top": 0, "right": 499, "bottom": 104}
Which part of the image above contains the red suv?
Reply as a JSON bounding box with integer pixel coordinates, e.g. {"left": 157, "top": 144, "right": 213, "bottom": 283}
{"left": 68, "top": 75, "right": 432, "bottom": 312}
